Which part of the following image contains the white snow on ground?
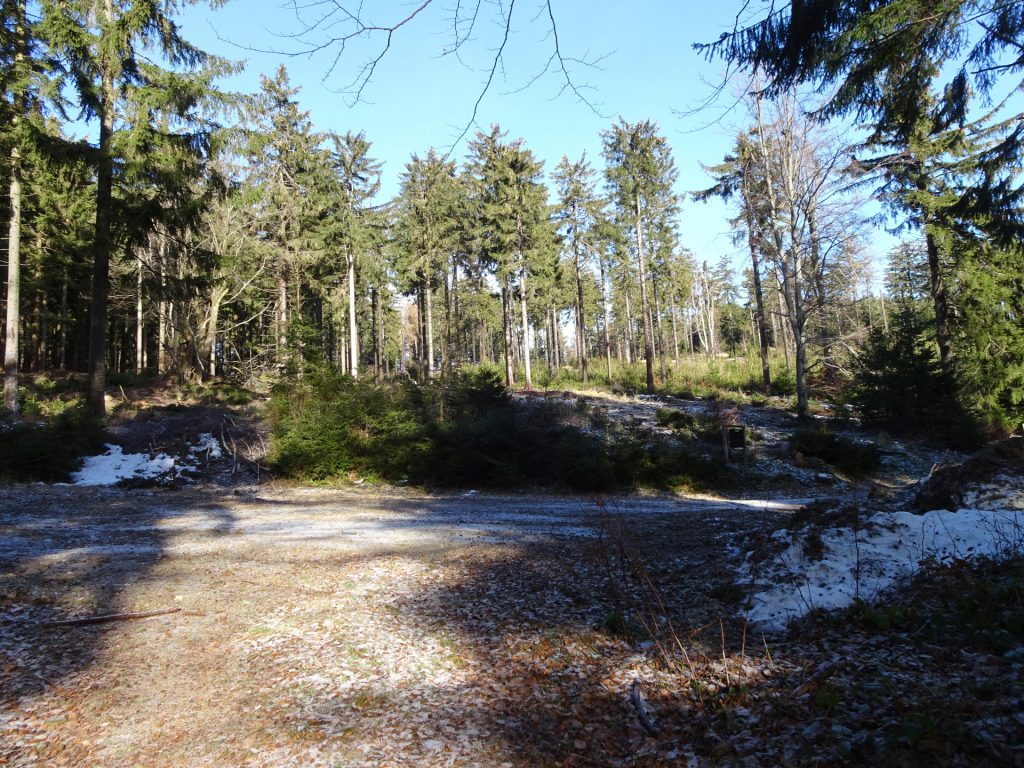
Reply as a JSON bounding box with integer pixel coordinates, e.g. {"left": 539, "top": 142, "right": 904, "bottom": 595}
{"left": 740, "top": 478, "right": 1024, "bottom": 632}
{"left": 71, "top": 433, "right": 224, "bottom": 486}
{"left": 71, "top": 444, "right": 176, "bottom": 485}
{"left": 190, "top": 433, "right": 223, "bottom": 459}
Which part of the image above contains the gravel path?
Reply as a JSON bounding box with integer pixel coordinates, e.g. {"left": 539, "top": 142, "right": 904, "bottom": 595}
{"left": 1, "top": 484, "right": 801, "bottom": 767}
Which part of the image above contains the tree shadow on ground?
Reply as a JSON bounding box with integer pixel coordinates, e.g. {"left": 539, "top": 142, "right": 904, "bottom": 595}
{"left": 0, "top": 485, "right": 238, "bottom": 764}
{"left": 215, "top": 494, "right": 770, "bottom": 767}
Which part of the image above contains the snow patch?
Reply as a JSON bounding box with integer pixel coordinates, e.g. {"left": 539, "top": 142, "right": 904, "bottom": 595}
{"left": 190, "top": 433, "right": 223, "bottom": 460}
{"left": 741, "top": 499, "right": 1024, "bottom": 632}
{"left": 71, "top": 434, "right": 225, "bottom": 486}
{"left": 71, "top": 444, "right": 176, "bottom": 486}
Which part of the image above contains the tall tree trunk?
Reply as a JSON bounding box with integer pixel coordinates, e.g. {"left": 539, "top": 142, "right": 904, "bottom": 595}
{"left": 501, "top": 276, "right": 515, "bottom": 386}
{"left": 158, "top": 235, "right": 167, "bottom": 374}
{"left": 924, "top": 228, "right": 954, "bottom": 376}
{"left": 442, "top": 264, "right": 451, "bottom": 372}
{"left": 135, "top": 254, "right": 144, "bottom": 374}
{"left": 742, "top": 182, "right": 772, "bottom": 390}
{"left": 652, "top": 271, "right": 667, "bottom": 383}
{"left": 633, "top": 195, "right": 655, "bottom": 393}
{"left": 371, "top": 287, "right": 381, "bottom": 382}
{"left": 754, "top": 92, "right": 806, "bottom": 415}
{"left": 623, "top": 288, "right": 634, "bottom": 366}
{"left": 86, "top": 1, "right": 116, "bottom": 417}
{"left": 38, "top": 285, "right": 49, "bottom": 371}
{"left": 4, "top": 135, "right": 22, "bottom": 414}
{"left": 347, "top": 250, "right": 358, "bottom": 378}
{"left": 58, "top": 271, "right": 67, "bottom": 370}
{"left": 424, "top": 272, "right": 435, "bottom": 378}
{"left": 277, "top": 259, "right": 288, "bottom": 364}
{"left": 520, "top": 269, "right": 532, "bottom": 390}
{"left": 558, "top": 312, "right": 565, "bottom": 367}
{"left": 3, "top": 0, "right": 26, "bottom": 413}
{"left": 669, "top": 291, "right": 680, "bottom": 367}
{"left": 575, "top": 248, "right": 588, "bottom": 383}
{"left": 545, "top": 306, "right": 554, "bottom": 379}
{"left": 599, "top": 253, "right": 612, "bottom": 380}
{"left": 200, "top": 285, "right": 227, "bottom": 379}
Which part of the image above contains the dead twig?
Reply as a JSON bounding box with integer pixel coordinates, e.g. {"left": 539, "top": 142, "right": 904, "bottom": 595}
{"left": 629, "top": 679, "right": 659, "bottom": 735}
{"left": 791, "top": 660, "right": 838, "bottom": 697}
{"left": 42, "top": 607, "right": 182, "bottom": 627}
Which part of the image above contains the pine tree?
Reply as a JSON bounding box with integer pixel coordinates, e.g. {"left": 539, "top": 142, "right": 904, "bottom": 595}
{"left": 40, "top": 0, "right": 230, "bottom": 415}
{"left": 466, "top": 126, "right": 549, "bottom": 389}
{"left": 326, "top": 131, "right": 382, "bottom": 378}
{"left": 394, "top": 148, "right": 459, "bottom": 378}
{"left": 601, "top": 119, "right": 678, "bottom": 394}
{"left": 552, "top": 153, "right": 600, "bottom": 383}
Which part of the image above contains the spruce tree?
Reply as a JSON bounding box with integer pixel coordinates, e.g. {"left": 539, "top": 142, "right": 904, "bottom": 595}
{"left": 601, "top": 119, "right": 678, "bottom": 394}
{"left": 465, "top": 127, "right": 549, "bottom": 389}
{"left": 393, "top": 148, "right": 459, "bottom": 378}
{"left": 40, "top": 0, "right": 230, "bottom": 415}
{"left": 552, "top": 153, "right": 600, "bottom": 383}
{"left": 2, "top": 0, "right": 59, "bottom": 413}
{"left": 699, "top": 0, "right": 1024, "bottom": 143}
{"left": 326, "top": 131, "right": 382, "bottom": 378}
{"left": 243, "top": 66, "right": 327, "bottom": 370}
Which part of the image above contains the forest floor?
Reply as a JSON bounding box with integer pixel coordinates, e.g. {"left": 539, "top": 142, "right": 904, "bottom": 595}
{"left": 1, "top": 388, "right": 1022, "bottom": 766}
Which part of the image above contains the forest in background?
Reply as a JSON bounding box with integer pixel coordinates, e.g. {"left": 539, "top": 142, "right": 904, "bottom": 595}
{"left": 1, "top": 0, "right": 1023, "bottom": 453}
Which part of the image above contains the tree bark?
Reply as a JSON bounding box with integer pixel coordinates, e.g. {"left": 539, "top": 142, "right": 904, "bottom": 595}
{"left": 633, "top": 194, "right": 655, "bottom": 393}
{"left": 599, "top": 251, "right": 612, "bottom": 380}
{"left": 347, "top": 250, "right": 358, "bottom": 377}
{"left": 520, "top": 269, "right": 532, "bottom": 390}
{"left": 86, "top": 0, "right": 117, "bottom": 417}
{"left": 575, "top": 245, "right": 588, "bottom": 383}
{"left": 135, "top": 254, "right": 144, "bottom": 374}
{"left": 652, "top": 269, "right": 667, "bottom": 383}
{"left": 501, "top": 276, "right": 515, "bottom": 386}
{"left": 4, "top": 138, "right": 22, "bottom": 414}
{"left": 424, "top": 271, "right": 434, "bottom": 378}
{"left": 741, "top": 174, "right": 772, "bottom": 390}
{"left": 277, "top": 259, "right": 288, "bottom": 365}
{"left": 924, "top": 228, "right": 954, "bottom": 376}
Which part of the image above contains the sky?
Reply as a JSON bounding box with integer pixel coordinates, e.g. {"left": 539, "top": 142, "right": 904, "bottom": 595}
{"left": 177, "top": 0, "right": 894, "bottom": 286}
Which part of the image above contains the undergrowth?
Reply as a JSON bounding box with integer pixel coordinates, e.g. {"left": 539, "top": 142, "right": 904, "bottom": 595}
{"left": 268, "top": 369, "right": 727, "bottom": 491}
{"left": 841, "top": 557, "right": 1024, "bottom": 654}
{"left": 790, "top": 425, "right": 881, "bottom": 475}
{"left": 0, "top": 407, "right": 106, "bottom": 482}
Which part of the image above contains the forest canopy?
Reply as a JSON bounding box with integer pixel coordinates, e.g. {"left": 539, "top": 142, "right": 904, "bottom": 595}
{"left": 2, "top": 0, "right": 1022, "bottom": 437}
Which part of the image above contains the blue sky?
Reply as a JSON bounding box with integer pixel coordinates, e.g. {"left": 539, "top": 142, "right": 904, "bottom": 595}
{"left": 179, "top": 1, "right": 893, "bottom": 284}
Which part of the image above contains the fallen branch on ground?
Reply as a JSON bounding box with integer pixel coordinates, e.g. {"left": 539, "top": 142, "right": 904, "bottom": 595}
{"left": 42, "top": 607, "right": 182, "bottom": 627}
{"left": 630, "top": 678, "right": 659, "bottom": 735}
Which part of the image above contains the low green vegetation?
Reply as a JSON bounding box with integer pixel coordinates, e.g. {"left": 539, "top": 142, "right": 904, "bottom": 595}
{"left": 843, "top": 557, "right": 1024, "bottom": 653}
{"left": 268, "top": 369, "right": 727, "bottom": 492}
{"left": 0, "top": 407, "right": 105, "bottom": 483}
{"left": 789, "top": 425, "right": 881, "bottom": 475}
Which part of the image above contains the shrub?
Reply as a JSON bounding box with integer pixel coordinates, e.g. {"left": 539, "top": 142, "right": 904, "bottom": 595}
{"left": 790, "top": 425, "right": 881, "bottom": 475}
{"left": 851, "top": 314, "right": 982, "bottom": 448}
{"left": 268, "top": 371, "right": 727, "bottom": 492}
{"left": 268, "top": 374, "right": 428, "bottom": 481}
{"left": 656, "top": 407, "right": 696, "bottom": 433}
{"left": 0, "top": 408, "right": 106, "bottom": 482}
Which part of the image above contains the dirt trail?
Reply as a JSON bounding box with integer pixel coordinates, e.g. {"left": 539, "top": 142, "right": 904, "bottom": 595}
{"left": 0, "top": 484, "right": 801, "bottom": 767}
